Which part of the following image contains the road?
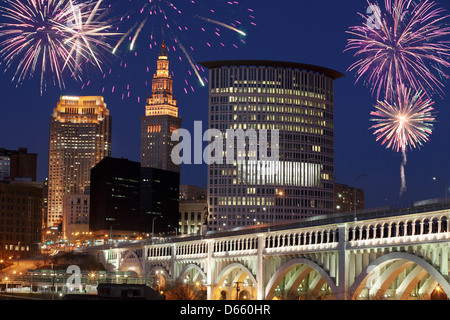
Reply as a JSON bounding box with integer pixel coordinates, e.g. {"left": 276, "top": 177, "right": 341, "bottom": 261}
{"left": 1, "top": 259, "right": 43, "bottom": 276}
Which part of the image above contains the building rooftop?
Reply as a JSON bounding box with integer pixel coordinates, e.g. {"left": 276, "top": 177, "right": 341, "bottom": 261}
{"left": 199, "top": 60, "right": 345, "bottom": 80}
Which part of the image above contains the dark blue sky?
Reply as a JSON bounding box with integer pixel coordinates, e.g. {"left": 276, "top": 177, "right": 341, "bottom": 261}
{"left": 1, "top": 0, "right": 450, "bottom": 209}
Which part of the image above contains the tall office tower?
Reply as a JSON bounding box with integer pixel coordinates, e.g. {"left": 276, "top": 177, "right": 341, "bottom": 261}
{"left": 200, "top": 60, "right": 344, "bottom": 231}
{"left": 47, "top": 95, "right": 111, "bottom": 228}
{"left": 141, "top": 42, "right": 182, "bottom": 173}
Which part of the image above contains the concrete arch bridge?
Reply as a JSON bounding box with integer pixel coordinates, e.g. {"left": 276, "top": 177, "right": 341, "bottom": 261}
{"left": 85, "top": 202, "right": 450, "bottom": 300}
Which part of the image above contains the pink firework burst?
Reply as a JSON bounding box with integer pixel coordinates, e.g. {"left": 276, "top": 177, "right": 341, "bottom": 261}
{"left": 0, "top": 0, "right": 120, "bottom": 94}
{"left": 370, "top": 84, "right": 436, "bottom": 153}
{"left": 346, "top": 0, "right": 450, "bottom": 100}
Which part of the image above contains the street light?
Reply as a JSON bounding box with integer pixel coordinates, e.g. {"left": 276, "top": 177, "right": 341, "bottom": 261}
{"left": 152, "top": 216, "right": 162, "bottom": 244}
{"left": 354, "top": 174, "right": 368, "bottom": 222}
{"left": 433, "top": 177, "right": 448, "bottom": 200}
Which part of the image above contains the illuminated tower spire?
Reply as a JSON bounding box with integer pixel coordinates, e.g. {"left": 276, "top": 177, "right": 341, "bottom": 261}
{"left": 141, "top": 42, "right": 182, "bottom": 172}
{"left": 145, "top": 42, "right": 178, "bottom": 117}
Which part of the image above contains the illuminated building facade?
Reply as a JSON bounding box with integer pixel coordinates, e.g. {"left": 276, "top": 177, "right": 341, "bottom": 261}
{"left": 200, "top": 60, "right": 343, "bottom": 231}
{"left": 141, "top": 42, "right": 182, "bottom": 173}
{"left": 47, "top": 96, "right": 111, "bottom": 228}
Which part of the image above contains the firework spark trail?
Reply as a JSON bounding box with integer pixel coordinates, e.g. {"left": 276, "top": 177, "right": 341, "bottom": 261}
{"left": 130, "top": 18, "right": 148, "bottom": 51}
{"left": 400, "top": 149, "right": 407, "bottom": 195}
{"left": 0, "top": 0, "right": 120, "bottom": 93}
{"left": 177, "top": 40, "right": 204, "bottom": 87}
{"left": 345, "top": 0, "right": 450, "bottom": 100}
{"left": 195, "top": 15, "right": 247, "bottom": 36}
{"left": 104, "top": 0, "right": 255, "bottom": 98}
{"left": 113, "top": 25, "right": 136, "bottom": 54}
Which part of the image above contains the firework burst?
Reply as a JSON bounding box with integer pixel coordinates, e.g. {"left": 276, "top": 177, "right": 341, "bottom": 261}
{"left": 346, "top": 0, "right": 450, "bottom": 100}
{"left": 370, "top": 85, "right": 436, "bottom": 152}
{"left": 370, "top": 84, "right": 436, "bottom": 193}
{"left": 0, "top": 0, "right": 120, "bottom": 94}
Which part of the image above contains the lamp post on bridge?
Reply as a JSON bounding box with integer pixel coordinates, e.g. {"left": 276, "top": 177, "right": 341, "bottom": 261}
{"left": 152, "top": 216, "right": 162, "bottom": 244}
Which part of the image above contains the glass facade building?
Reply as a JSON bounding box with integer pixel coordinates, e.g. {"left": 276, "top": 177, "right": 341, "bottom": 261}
{"left": 200, "top": 60, "right": 343, "bottom": 231}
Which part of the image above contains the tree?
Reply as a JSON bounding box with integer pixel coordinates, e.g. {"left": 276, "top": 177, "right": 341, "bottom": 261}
{"left": 164, "top": 282, "right": 206, "bottom": 300}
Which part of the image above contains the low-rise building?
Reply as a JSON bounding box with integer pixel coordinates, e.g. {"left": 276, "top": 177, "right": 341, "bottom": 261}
{"left": 0, "top": 180, "right": 43, "bottom": 259}
{"left": 179, "top": 200, "right": 207, "bottom": 235}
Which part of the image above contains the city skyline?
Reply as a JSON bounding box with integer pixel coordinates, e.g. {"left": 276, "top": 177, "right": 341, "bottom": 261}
{"left": 1, "top": 0, "right": 450, "bottom": 210}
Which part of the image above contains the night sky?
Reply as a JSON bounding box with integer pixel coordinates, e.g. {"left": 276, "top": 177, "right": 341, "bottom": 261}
{"left": 1, "top": 0, "right": 450, "bottom": 210}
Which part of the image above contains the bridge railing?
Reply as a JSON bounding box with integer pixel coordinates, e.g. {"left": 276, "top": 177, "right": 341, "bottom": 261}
{"left": 213, "top": 236, "right": 258, "bottom": 257}
{"left": 347, "top": 213, "right": 449, "bottom": 248}
{"left": 86, "top": 200, "right": 450, "bottom": 263}
{"left": 264, "top": 226, "right": 339, "bottom": 254}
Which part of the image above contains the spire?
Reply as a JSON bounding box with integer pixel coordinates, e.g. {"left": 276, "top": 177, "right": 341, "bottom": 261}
{"left": 160, "top": 40, "right": 167, "bottom": 58}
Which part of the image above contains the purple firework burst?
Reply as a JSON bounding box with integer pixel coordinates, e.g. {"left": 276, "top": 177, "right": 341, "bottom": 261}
{"left": 346, "top": 0, "right": 450, "bottom": 100}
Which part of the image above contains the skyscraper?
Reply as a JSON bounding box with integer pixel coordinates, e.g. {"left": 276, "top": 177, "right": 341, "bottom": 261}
{"left": 200, "top": 60, "right": 344, "bottom": 231}
{"left": 141, "top": 42, "right": 182, "bottom": 173}
{"left": 47, "top": 95, "right": 111, "bottom": 228}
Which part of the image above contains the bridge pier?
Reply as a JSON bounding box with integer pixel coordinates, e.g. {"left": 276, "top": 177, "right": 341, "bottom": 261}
{"left": 337, "top": 224, "right": 349, "bottom": 300}
{"left": 257, "top": 235, "right": 265, "bottom": 300}
{"left": 206, "top": 240, "right": 213, "bottom": 300}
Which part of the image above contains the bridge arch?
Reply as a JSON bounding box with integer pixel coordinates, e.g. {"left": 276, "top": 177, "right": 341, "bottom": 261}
{"left": 350, "top": 252, "right": 450, "bottom": 300}
{"left": 265, "top": 258, "right": 338, "bottom": 300}
{"left": 213, "top": 262, "right": 258, "bottom": 300}
{"left": 146, "top": 266, "right": 170, "bottom": 292}
{"left": 176, "top": 264, "right": 207, "bottom": 284}
{"left": 118, "top": 250, "right": 144, "bottom": 276}
{"left": 147, "top": 265, "right": 170, "bottom": 279}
